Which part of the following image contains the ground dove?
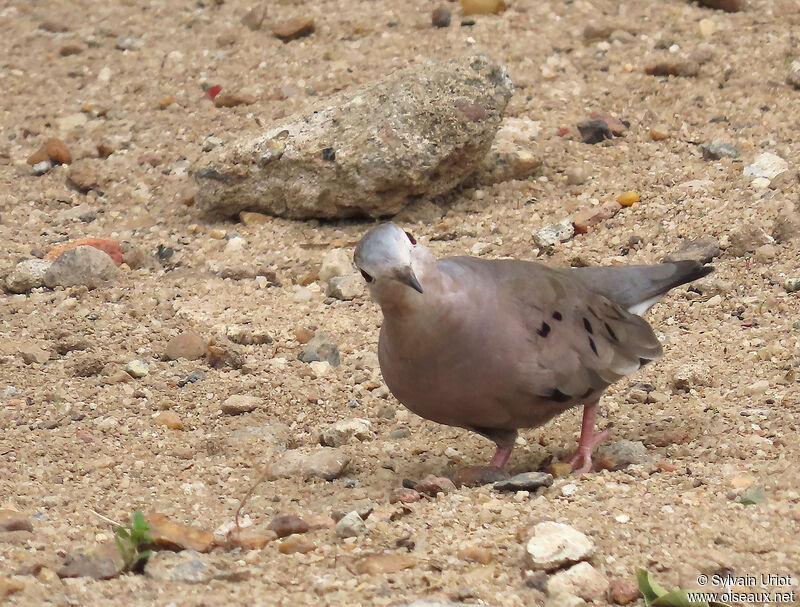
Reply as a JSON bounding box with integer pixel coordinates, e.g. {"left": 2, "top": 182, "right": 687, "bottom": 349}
{"left": 354, "top": 223, "right": 712, "bottom": 473}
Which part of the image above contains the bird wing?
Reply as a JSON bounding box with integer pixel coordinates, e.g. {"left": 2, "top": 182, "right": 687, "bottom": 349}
{"left": 448, "top": 257, "right": 664, "bottom": 403}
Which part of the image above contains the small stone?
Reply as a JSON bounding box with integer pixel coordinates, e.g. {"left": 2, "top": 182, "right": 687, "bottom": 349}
{"left": 547, "top": 562, "right": 610, "bottom": 603}
{"left": 158, "top": 95, "right": 178, "bottom": 109}
{"left": 645, "top": 62, "right": 699, "bottom": 77}
{"left": 154, "top": 411, "right": 183, "bottom": 430}
{"left": 18, "top": 344, "right": 50, "bottom": 365}
{"left": 43, "top": 246, "right": 118, "bottom": 289}
{"left": 746, "top": 379, "right": 770, "bottom": 395}
{"left": 279, "top": 535, "right": 316, "bottom": 554}
{"left": 352, "top": 553, "right": 416, "bottom": 574}
{"left": 389, "top": 427, "right": 412, "bottom": 439}
{"left": 609, "top": 578, "right": 641, "bottom": 605}
{"left": 663, "top": 238, "right": 720, "bottom": 263}
{"left": 0, "top": 576, "right": 24, "bottom": 599}
{"left": 787, "top": 61, "right": 800, "bottom": 89}
{"left": 240, "top": 211, "right": 271, "bottom": 226}
{"left": 299, "top": 332, "right": 340, "bottom": 366}
{"left": 0, "top": 510, "right": 33, "bottom": 532}
{"left": 672, "top": 363, "right": 710, "bottom": 391}
{"left": 271, "top": 17, "right": 315, "bottom": 42}
{"left": 525, "top": 521, "right": 594, "bottom": 570}
{"left": 432, "top": 7, "right": 451, "bottom": 27}
{"left": 544, "top": 594, "right": 588, "bottom": 607}
{"left": 326, "top": 274, "right": 364, "bottom": 300}
{"left": 550, "top": 461, "right": 573, "bottom": 478}
{"left": 60, "top": 42, "right": 85, "bottom": 56}
{"left": 27, "top": 138, "right": 72, "bottom": 166}
{"left": 744, "top": 152, "right": 789, "bottom": 180}
{"left": 5, "top": 259, "right": 52, "bottom": 293}
{"left": 649, "top": 126, "right": 671, "bottom": 141}
{"left": 577, "top": 120, "right": 612, "bottom": 144}
{"left": 213, "top": 92, "right": 256, "bottom": 108}
{"left": 698, "top": 18, "right": 717, "bottom": 37}
{"left": 241, "top": 5, "right": 266, "bottom": 30}
{"left": 165, "top": 332, "right": 206, "bottom": 360}
{"left": 335, "top": 511, "right": 367, "bottom": 538}
{"left": 565, "top": 165, "right": 589, "bottom": 185}
{"left": 145, "top": 550, "right": 241, "bottom": 583}
{"left": 454, "top": 466, "right": 509, "bottom": 487}
{"left": 727, "top": 225, "right": 773, "bottom": 257}
{"left": 320, "top": 418, "right": 374, "bottom": 447}
{"left": 273, "top": 447, "right": 350, "bottom": 481}
{"left": 533, "top": 219, "right": 574, "bottom": 248}
{"left": 221, "top": 394, "right": 261, "bottom": 415}
{"left": 754, "top": 243, "right": 776, "bottom": 263}
{"left": 115, "top": 36, "right": 142, "bottom": 51}
{"left": 146, "top": 513, "right": 215, "bottom": 552}
{"left": 701, "top": 142, "right": 738, "bottom": 160}
{"left": 268, "top": 515, "right": 309, "bottom": 538}
{"left": 785, "top": 278, "right": 800, "bottom": 293}
{"left": 46, "top": 238, "right": 123, "bottom": 265}
{"left": 461, "top": 0, "right": 506, "bottom": 15}
{"left": 572, "top": 201, "right": 622, "bottom": 233}
{"left": 294, "top": 327, "right": 315, "bottom": 344}
{"left": 493, "top": 472, "right": 553, "bottom": 492}
{"left": 616, "top": 191, "right": 639, "bottom": 206}
{"left": 125, "top": 360, "right": 149, "bottom": 378}
{"left": 227, "top": 528, "right": 276, "bottom": 550}
{"left": 457, "top": 546, "right": 493, "bottom": 564}
{"left": 589, "top": 112, "right": 627, "bottom": 136}
{"left": 205, "top": 335, "right": 246, "bottom": 369}
{"left": 414, "top": 474, "right": 457, "bottom": 495}
{"left": 390, "top": 488, "right": 423, "bottom": 504}
{"left": 178, "top": 370, "right": 206, "bottom": 387}
{"left": 57, "top": 553, "right": 118, "bottom": 580}
{"left": 320, "top": 249, "right": 355, "bottom": 282}
{"left": 225, "top": 325, "right": 273, "bottom": 346}
{"left": 32, "top": 160, "right": 51, "bottom": 175}
{"left": 697, "top": 0, "right": 742, "bottom": 11}
{"left": 209, "top": 229, "right": 227, "bottom": 239}
{"left": 596, "top": 440, "right": 650, "bottom": 471}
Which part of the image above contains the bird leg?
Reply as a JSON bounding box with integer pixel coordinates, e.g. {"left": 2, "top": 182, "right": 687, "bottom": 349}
{"left": 567, "top": 401, "right": 610, "bottom": 474}
{"left": 453, "top": 428, "right": 517, "bottom": 487}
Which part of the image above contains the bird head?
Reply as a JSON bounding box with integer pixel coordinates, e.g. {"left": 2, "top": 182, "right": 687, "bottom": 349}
{"left": 354, "top": 223, "right": 424, "bottom": 294}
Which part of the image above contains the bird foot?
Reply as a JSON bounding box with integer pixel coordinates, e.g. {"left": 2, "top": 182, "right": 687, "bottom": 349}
{"left": 566, "top": 427, "right": 610, "bottom": 474}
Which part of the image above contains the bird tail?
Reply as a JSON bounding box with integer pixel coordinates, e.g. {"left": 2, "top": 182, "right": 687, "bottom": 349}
{"left": 570, "top": 261, "right": 714, "bottom": 313}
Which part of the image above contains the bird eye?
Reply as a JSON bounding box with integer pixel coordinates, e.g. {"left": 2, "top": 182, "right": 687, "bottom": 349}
{"left": 405, "top": 231, "right": 417, "bottom": 245}
{"left": 360, "top": 269, "right": 373, "bottom": 283}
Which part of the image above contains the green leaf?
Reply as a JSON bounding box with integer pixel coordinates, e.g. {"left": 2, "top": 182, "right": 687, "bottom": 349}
{"left": 739, "top": 487, "right": 765, "bottom": 506}
{"left": 637, "top": 568, "right": 668, "bottom": 606}
{"left": 652, "top": 589, "right": 704, "bottom": 606}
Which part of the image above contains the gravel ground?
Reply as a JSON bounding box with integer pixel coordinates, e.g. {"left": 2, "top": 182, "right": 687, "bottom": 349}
{"left": 1, "top": 0, "right": 799, "bottom": 606}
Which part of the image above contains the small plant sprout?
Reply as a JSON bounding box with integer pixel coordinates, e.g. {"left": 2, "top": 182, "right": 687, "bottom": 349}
{"left": 114, "top": 510, "right": 154, "bottom": 572}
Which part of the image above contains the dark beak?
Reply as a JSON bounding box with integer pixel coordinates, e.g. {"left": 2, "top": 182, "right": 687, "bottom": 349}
{"left": 395, "top": 266, "right": 423, "bottom": 294}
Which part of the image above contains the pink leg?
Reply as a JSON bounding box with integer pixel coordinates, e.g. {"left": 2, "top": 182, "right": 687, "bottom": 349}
{"left": 489, "top": 444, "right": 514, "bottom": 469}
{"left": 567, "top": 402, "right": 610, "bottom": 474}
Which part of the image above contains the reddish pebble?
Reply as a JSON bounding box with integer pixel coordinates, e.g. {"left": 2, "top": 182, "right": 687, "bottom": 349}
{"left": 27, "top": 138, "right": 72, "bottom": 166}
{"left": 267, "top": 515, "right": 309, "bottom": 538}
{"left": 609, "top": 578, "right": 641, "bottom": 605}
{"left": 414, "top": 474, "right": 456, "bottom": 496}
{"left": 205, "top": 85, "right": 222, "bottom": 100}
{"left": 45, "top": 238, "right": 124, "bottom": 265}
{"left": 389, "top": 488, "right": 423, "bottom": 504}
{"left": 556, "top": 127, "right": 570, "bottom": 137}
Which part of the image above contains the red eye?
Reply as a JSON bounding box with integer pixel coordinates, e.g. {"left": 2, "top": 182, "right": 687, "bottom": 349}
{"left": 405, "top": 231, "right": 416, "bottom": 245}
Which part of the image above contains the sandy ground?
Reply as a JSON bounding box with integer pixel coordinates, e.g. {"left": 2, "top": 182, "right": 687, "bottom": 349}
{"left": 1, "top": 0, "right": 799, "bottom": 605}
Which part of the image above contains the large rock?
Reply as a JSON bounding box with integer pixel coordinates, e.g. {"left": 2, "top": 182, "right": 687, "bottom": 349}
{"left": 193, "top": 55, "right": 513, "bottom": 219}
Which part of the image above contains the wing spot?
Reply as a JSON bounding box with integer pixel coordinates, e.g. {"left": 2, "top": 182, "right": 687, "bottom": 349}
{"left": 605, "top": 322, "right": 618, "bottom": 341}
{"left": 552, "top": 311, "right": 563, "bottom": 321}
{"left": 583, "top": 317, "right": 593, "bottom": 334}
{"left": 537, "top": 322, "right": 551, "bottom": 338}
{"left": 588, "top": 337, "right": 598, "bottom": 355}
